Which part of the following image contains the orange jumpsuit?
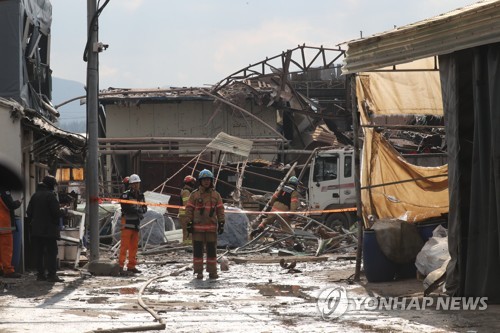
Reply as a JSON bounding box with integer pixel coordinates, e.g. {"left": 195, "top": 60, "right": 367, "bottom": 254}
{"left": 185, "top": 186, "right": 224, "bottom": 275}
{"left": 119, "top": 189, "right": 147, "bottom": 271}
{"left": 0, "top": 190, "right": 21, "bottom": 275}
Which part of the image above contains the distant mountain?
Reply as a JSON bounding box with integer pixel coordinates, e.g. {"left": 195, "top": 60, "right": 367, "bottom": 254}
{"left": 52, "top": 77, "right": 86, "bottom": 132}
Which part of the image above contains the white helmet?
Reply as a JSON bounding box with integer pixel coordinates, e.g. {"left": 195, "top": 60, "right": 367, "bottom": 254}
{"left": 129, "top": 174, "right": 141, "bottom": 184}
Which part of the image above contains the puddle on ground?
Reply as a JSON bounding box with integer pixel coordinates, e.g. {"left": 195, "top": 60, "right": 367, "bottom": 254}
{"left": 249, "top": 283, "right": 316, "bottom": 300}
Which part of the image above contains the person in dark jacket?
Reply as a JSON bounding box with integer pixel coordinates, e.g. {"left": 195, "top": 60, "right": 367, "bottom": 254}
{"left": 118, "top": 174, "right": 147, "bottom": 275}
{"left": 26, "top": 175, "right": 67, "bottom": 282}
{"left": 0, "top": 187, "right": 22, "bottom": 278}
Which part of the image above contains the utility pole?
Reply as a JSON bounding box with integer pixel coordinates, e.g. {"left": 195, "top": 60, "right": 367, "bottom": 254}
{"left": 86, "top": 0, "right": 100, "bottom": 262}
{"left": 349, "top": 74, "right": 364, "bottom": 282}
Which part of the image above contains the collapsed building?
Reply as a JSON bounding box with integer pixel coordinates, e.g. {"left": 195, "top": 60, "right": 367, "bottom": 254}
{"left": 96, "top": 44, "right": 445, "bottom": 208}
{"left": 0, "top": 0, "right": 85, "bottom": 199}
{"left": 97, "top": 45, "right": 351, "bottom": 203}
{"left": 1, "top": 0, "right": 451, "bottom": 278}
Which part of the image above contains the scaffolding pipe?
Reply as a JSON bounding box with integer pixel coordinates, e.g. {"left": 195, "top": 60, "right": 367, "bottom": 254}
{"left": 97, "top": 149, "right": 313, "bottom": 155}
{"left": 98, "top": 137, "right": 285, "bottom": 143}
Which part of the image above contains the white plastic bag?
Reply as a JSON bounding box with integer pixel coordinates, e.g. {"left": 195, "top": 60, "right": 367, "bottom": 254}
{"left": 415, "top": 225, "right": 450, "bottom": 276}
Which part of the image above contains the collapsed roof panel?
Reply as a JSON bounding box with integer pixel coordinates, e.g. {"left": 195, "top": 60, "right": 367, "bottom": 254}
{"left": 206, "top": 132, "right": 253, "bottom": 157}
{"left": 341, "top": 0, "right": 500, "bottom": 74}
{"left": 22, "top": 108, "right": 86, "bottom": 165}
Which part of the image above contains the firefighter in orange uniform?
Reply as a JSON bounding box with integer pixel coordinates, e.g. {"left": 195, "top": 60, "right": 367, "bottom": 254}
{"left": 178, "top": 175, "right": 196, "bottom": 244}
{"left": 119, "top": 174, "right": 147, "bottom": 275}
{"left": 185, "top": 169, "right": 225, "bottom": 280}
{"left": 0, "top": 187, "right": 21, "bottom": 278}
{"left": 251, "top": 176, "right": 300, "bottom": 237}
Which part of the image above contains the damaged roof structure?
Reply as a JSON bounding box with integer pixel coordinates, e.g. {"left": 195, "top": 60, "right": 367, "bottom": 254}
{"left": 342, "top": 0, "right": 500, "bottom": 301}
{"left": 0, "top": 0, "right": 86, "bottom": 185}
{"left": 97, "top": 45, "right": 350, "bottom": 196}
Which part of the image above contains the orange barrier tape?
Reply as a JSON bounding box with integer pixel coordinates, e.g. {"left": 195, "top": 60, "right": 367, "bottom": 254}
{"left": 99, "top": 197, "right": 357, "bottom": 215}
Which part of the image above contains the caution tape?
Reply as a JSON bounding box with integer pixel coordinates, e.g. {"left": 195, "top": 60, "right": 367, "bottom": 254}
{"left": 99, "top": 197, "right": 356, "bottom": 215}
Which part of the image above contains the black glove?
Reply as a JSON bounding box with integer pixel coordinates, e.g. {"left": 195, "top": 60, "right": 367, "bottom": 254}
{"left": 250, "top": 226, "right": 264, "bottom": 238}
{"left": 60, "top": 207, "right": 69, "bottom": 217}
{"left": 187, "top": 221, "right": 193, "bottom": 234}
{"left": 218, "top": 221, "right": 225, "bottom": 235}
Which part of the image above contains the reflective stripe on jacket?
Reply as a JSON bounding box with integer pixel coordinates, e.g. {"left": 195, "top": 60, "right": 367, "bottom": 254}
{"left": 120, "top": 189, "right": 147, "bottom": 230}
{"left": 273, "top": 185, "right": 299, "bottom": 211}
{"left": 185, "top": 186, "right": 224, "bottom": 234}
{"left": 178, "top": 186, "right": 193, "bottom": 217}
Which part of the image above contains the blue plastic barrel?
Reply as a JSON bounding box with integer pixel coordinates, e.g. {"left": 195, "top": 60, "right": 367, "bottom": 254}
{"left": 417, "top": 220, "right": 447, "bottom": 243}
{"left": 11, "top": 217, "right": 22, "bottom": 272}
{"left": 396, "top": 261, "right": 417, "bottom": 279}
{"left": 363, "top": 229, "right": 396, "bottom": 282}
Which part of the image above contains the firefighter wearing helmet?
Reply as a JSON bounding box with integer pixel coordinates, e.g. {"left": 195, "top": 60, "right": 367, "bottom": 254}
{"left": 251, "top": 176, "right": 300, "bottom": 238}
{"left": 185, "top": 169, "right": 225, "bottom": 279}
{"left": 178, "top": 175, "right": 196, "bottom": 244}
{"left": 118, "top": 173, "right": 147, "bottom": 275}
{"left": 122, "top": 176, "right": 130, "bottom": 191}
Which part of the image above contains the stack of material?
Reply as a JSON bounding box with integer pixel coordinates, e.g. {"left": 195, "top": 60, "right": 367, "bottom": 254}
{"left": 218, "top": 206, "right": 249, "bottom": 248}
{"left": 111, "top": 209, "right": 166, "bottom": 245}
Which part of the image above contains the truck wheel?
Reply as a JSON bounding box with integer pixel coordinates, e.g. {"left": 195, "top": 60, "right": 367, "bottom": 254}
{"left": 325, "top": 213, "right": 352, "bottom": 230}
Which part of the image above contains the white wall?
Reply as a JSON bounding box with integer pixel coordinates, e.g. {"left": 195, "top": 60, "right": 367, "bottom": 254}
{"left": 0, "top": 100, "right": 23, "bottom": 184}
{"left": 106, "top": 99, "right": 277, "bottom": 139}
{"left": 0, "top": 100, "right": 24, "bottom": 223}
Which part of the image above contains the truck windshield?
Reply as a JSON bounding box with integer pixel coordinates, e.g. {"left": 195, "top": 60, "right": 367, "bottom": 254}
{"left": 313, "top": 156, "right": 338, "bottom": 182}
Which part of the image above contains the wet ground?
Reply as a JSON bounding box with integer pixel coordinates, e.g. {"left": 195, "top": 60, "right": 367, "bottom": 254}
{"left": 1, "top": 251, "right": 499, "bottom": 332}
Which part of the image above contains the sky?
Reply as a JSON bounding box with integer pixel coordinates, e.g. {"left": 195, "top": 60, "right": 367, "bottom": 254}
{"left": 49, "top": 0, "right": 476, "bottom": 90}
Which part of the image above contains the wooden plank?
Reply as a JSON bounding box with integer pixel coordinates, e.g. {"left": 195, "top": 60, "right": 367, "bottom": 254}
{"left": 231, "top": 256, "right": 328, "bottom": 264}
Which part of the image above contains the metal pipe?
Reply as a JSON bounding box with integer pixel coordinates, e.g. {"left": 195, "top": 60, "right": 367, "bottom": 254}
{"left": 98, "top": 136, "right": 287, "bottom": 143}
{"left": 97, "top": 149, "right": 313, "bottom": 155}
{"left": 98, "top": 142, "right": 282, "bottom": 149}
{"left": 361, "top": 124, "right": 445, "bottom": 129}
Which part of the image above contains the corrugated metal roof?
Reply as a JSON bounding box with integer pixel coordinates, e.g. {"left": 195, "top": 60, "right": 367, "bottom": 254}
{"left": 342, "top": 0, "right": 500, "bottom": 74}
{"left": 206, "top": 132, "right": 253, "bottom": 157}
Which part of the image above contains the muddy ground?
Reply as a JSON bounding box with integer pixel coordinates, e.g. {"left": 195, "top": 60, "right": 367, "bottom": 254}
{"left": 1, "top": 250, "right": 499, "bottom": 333}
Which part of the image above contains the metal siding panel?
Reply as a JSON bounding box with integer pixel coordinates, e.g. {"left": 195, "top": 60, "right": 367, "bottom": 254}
{"left": 130, "top": 105, "right": 154, "bottom": 137}
{"left": 104, "top": 106, "right": 129, "bottom": 138}
{"left": 0, "top": 103, "right": 22, "bottom": 168}
{"left": 228, "top": 101, "right": 277, "bottom": 139}
{"left": 153, "top": 103, "right": 178, "bottom": 137}
{"left": 105, "top": 98, "right": 280, "bottom": 142}
{"left": 205, "top": 101, "right": 224, "bottom": 137}
{"left": 343, "top": 0, "right": 500, "bottom": 73}
{"left": 0, "top": 1, "right": 22, "bottom": 101}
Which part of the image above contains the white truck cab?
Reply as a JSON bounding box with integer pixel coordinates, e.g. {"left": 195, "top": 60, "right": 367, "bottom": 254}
{"left": 305, "top": 147, "right": 357, "bottom": 229}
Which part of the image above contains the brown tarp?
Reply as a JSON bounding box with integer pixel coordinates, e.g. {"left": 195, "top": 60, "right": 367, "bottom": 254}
{"left": 356, "top": 59, "right": 449, "bottom": 224}
{"left": 360, "top": 129, "right": 448, "bottom": 223}
{"left": 356, "top": 58, "right": 443, "bottom": 116}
